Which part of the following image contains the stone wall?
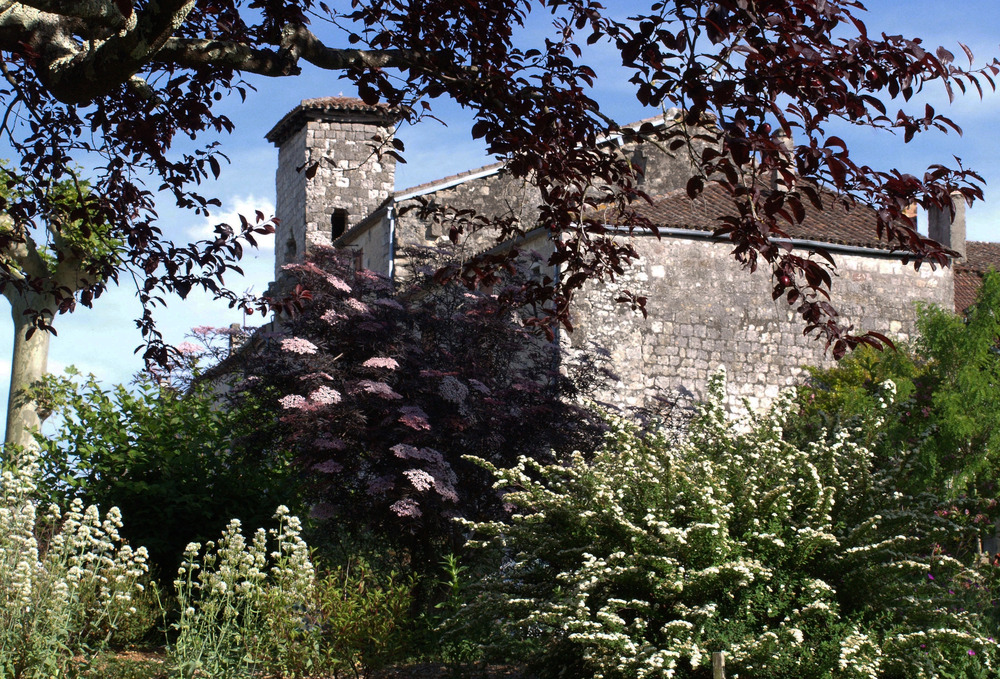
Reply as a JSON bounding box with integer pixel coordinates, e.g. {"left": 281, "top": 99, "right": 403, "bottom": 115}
{"left": 570, "top": 235, "right": 954, "bottom": 413}
{"left": 389, "top": 114, "right": 716, "bottom": 281}
{"left": 272, "top": 105, "right": 958, "bottom": 415}
{"left": 273, "top": 116, "right": 395, "bottom": 279}
{"left": 346, "top": 209, "right": 394, "bottom": 275}
{"left": 393, "top": 169, "right": 541, "bottom": 280}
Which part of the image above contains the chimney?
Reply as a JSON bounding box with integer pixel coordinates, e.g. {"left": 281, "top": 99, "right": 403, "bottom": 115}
{"left": 927, "top": 193, "right": 967, "bottom": 261}
{"left": 228, "top": 322, "right": 247, "bottom": 355}
{"left": 770, "top": 130, "right": 795, "bottom": 190}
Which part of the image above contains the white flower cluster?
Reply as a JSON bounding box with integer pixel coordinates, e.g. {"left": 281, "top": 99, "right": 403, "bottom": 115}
{"left": 169, "top": 505, "right": 317, "bottom": 677}
{"left": 456, "top": 368, "right": 999, "bottom": 679}
{"left": 1, "top": 450, "right": 149, "bottom": 676}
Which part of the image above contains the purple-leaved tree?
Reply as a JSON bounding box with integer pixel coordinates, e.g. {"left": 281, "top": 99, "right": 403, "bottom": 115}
{"left": 225, "top": 247, "right": 607, "bottom": 555}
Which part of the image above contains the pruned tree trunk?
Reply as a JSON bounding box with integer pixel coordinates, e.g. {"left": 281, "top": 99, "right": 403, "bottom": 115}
{"left": 5, "top": 294, "right": 52, "bottom": 450}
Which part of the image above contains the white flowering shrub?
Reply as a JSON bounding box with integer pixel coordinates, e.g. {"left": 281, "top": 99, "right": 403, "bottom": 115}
{"left": 168, "top": 506, "right": 316, "bottom": 678}
{"left": 0, "top": 450, "right": 149, "bottom": 679}
{"left": 456, "top": 370, "right": 998, "bottom": 679}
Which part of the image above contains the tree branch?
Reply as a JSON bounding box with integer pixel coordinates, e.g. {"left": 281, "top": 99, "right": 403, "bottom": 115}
{"left": 5, "top": 230, "right": 49, "bottom": 282}
{"left": 5, "top": 0, "right": 195, "bottom": 103}
{"left": 155, "top": 27, "right": 430, "bottom": 78}
{"left": 153, "top": 37, "right": 302, "bottom": 76}
{"left": 14, "top": 0, "right": 127, "bottom": 29}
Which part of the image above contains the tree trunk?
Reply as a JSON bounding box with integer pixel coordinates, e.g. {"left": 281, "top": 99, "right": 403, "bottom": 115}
{"left": 5, "top": 294, "right": 52, "bottom": 450}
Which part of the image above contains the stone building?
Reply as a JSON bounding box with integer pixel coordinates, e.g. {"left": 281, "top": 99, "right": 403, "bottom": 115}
{"left": 266, "top": 97, "right": 998, "bottom": 412}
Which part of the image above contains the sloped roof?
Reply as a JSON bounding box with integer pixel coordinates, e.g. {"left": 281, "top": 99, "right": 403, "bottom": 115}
{"left": 960, "top": 240, "right": 1000, "bottom": 273}
{"left": 954, "top": 241, "right": 1000, "bottom": 312}
{"left": 396, "top": 160, "right": 505, "bottom": 198}
{"left": 266, "top": 97, "right": 395, "bottom": 146}
{"left": 633, "top": 184, "right": 1000, "bottom": 313}
{"left": 393, "top": 109, "right": 687, "bottom": 198}
{"left": 613, "top": 183, "right": 896, "bottom": 250}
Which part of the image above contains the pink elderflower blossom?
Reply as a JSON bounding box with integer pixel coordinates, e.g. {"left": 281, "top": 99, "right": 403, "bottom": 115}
{"left": 315, "top": 437, "right": 347, "bottom": 450}
{"left": 390, "top": 498, "right": 422, "bottom": 518}
{"left": 312, "top": 460, "right": 343, "bottom": 473}
{"left": 321, "top": 309, "right": 345, "bottom": 325}
{"left": 426, "top": 454, "right": 459, "bottom": 502}
{"left": 404, "top": 469, "right": 435, "bottom": 492}
{"left": 281, "top": 337, "right": 319, "bottom": 355}
{"left": 356, "top": 380, "right": 402, "bottom": 400}
{"left": 392, "top": 443, "right": 422, "bottom": 460}
{"left": 355, "top": 268, "right": 393, "bottom": 290}
{"left": 326, "top": 274, "right": 352, "bottom": 293}
{"left": 345, "top": 298, "right": 371, "bottom": 314}
{"left": 176, "top": 342, "right": 205, "bottom": 355}
{"left": 439, "top": 375, "right": 469, "bottom": 404}
{"left": 398, "top": 406, "right": 431, "bottom": 431}
{"left": 363, "top": 356, "right": 400, "bottom": 370}
{"left": 279, "top": 394, "right": 308, "bottom": 410}
{"left": 310, "top": 386, "right": 342, "bottom": 405}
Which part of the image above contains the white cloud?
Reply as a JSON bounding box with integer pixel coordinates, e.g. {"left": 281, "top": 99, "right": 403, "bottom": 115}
{"left": 185, "top": 194, "right": 276, "bottom": 252}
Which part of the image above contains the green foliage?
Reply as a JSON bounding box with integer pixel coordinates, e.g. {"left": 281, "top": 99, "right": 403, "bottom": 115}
{"left": 168, "top": 507, "right": 315, "bottom": 679}
{"left": 0, "top": 450, "right": 152, "bottom": 679}
{"left": 29, "top": 369, "right": 300, "bottom": 581}
{"left": 305, "top": 558, "right": 416, "bottom": 675}
{"left": 455, "top": 371, "right": 999, "bottom": 679}
{"left": 0, "top": 163, "right": 121, "bottom": 278}
{"left": 796, "top": 269, "right": 1000, "bottom": 498}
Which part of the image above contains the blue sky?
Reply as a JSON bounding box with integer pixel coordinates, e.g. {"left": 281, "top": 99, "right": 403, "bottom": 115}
{"left": 3, "top": 0, "right": 1000, "bottom": 425}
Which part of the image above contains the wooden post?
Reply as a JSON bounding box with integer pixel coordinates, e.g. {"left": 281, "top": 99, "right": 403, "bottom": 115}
{"left": 712, "top": 651, "right": 726, "bottom": 679}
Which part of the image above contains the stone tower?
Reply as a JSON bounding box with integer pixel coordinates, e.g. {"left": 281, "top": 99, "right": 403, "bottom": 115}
{"left": 265, "top": 97, "right": 397, "bottom": 279}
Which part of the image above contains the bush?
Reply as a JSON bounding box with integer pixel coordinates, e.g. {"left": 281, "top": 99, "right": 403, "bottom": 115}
{"left": 795, "top": 270, "right": 1000, "bottom": 500}
{"left": 307, "top": 559, "right": 415, "bottom": 675}
{"left": 231, "top": 247, "right": 606, "bottom": 562}
{"left": 454, "top": 371, "right": 999, "bottom": 679}
{"left": 0, "top": 450, "right": 151, "bottom": 679}
{"left": 30, "top": 368, "right": 301, "bottom": 581}
{"left": 168, "top": 506, "right": 315, "bottom": 679}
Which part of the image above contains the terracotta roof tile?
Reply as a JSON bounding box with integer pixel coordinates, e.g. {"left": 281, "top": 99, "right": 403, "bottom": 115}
{"left": 952, "top": 241, "right": 1000, "bottom": 312}
{"left": 620, "top": 183, "right": 895, "bottom": 250}
{"left": 960, "top": 240, "right": 1000, "bottom": 273}
{"left": 954, "top": 268, "right": 983, "bottom": 313}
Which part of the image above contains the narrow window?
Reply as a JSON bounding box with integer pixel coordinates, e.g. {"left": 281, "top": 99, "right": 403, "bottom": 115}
{"left": 353, "top": 249, "right": 364, "bottom": 271}
{"left": 631, "top": 149, "right": 648, "bottom": 186}
{"left": 332, "top": 208, "right": 348, "bottom": 239}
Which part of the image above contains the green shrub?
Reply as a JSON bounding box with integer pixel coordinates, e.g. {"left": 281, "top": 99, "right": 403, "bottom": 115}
{"left": 30, "top": 369, "right": 300, "bottom": 581}
{"left": 455, "top": 371, "right": 998, "bottom": 679}
{"left": 307, "top": 559, "right": 416, "bottom": 675}
{"left": 0, "top": 450, "right": 151, "bottom": 679}
{"left": 796, "top": 270, "right": 1000, "bottom": 500}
